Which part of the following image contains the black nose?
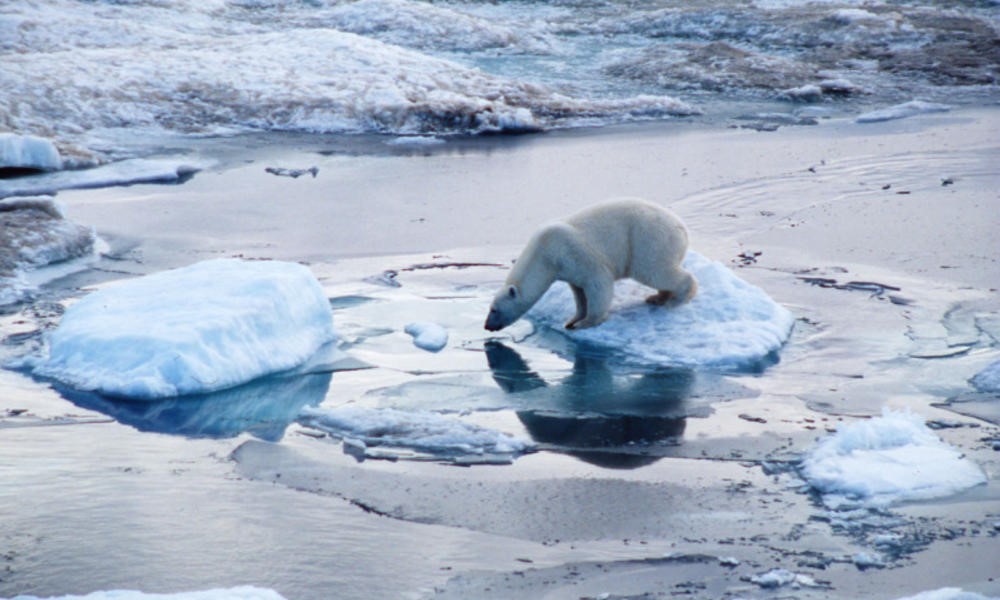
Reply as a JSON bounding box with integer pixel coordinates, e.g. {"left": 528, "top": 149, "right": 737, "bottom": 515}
{"left": 484, "top": 309, "right": 503, "bottom": 332}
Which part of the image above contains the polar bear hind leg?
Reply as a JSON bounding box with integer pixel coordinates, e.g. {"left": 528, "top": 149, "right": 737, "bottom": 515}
{"left": 641, "top": 267, "right": 697, "bottom": 308}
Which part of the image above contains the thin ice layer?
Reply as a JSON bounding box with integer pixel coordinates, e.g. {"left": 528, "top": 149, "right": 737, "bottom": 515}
{"left": 525, "top": 251, "right": 794, "bottom": 370}
{"left": 27, "top": 259, "right": 336, "bottom": 399}
{"left": 800, "top": 409, "right": 986, "bottom": 508}
{"left": 298, "top": 405, "right": 532, "bottom": 457}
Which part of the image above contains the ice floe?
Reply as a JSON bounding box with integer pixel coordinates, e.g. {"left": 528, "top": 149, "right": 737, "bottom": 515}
{"left": 0, "top": 133, "right": 62, "bottom": 173}
{"left": 525, "top": 251, "right": 794, "bottom": 370}
{"left": 20, "top": 259, "right": 336, "bottom": 399}
{"left": 800, "top": 409, "right": 986, "bottom": 509}
{"left": 856, "top": 100, "right": 951, "bottom": 123}
{"left": 404, "top": 321, "right": 448, "bottom": 352}
{"left": 297, "top": 405, "right": 533, "bottom": 460}
{"left": 971, "top": 360, "right": 1000, "bottom": 393}
{"left": 9, "top": 587, "right": 288, "bottom": 600}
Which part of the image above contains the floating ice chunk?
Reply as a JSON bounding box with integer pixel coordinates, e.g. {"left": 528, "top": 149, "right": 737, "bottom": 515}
{"left": 23, "top": 259, "right": 336, "bottom": 399}
{"left": 9, "top": 587, "right": 288, "bottom": 600}
{"left": 971, "top": 360, "right": 1000, "bottom": 393}
{"left": 0, "top": 133, "right": 62, "bottom": 172}
{"left": 852, "top": 551, "right": 884, "bottom": 569}
{"left": 404, "top": 321, "right": 449, "bottom": 352}
{"left": 749, "top": 568, "right": 819, "bottom": 589}
{"left": 800, "top": 409, "right": 986, "bottom": 508}
{"left": 298, "top": 405, "right": 533, "bottom": 457}
{"left": 386, "top": 136, "right": 445, "bottom": 147}
{"left": 856, "top": 100, "right": 951, "bottom": 123}
{"left": 894, "top": 589, "right": 1000, "bottom": 600}
{"left": 525, "top": 251, "right": 794, "bottom": 370}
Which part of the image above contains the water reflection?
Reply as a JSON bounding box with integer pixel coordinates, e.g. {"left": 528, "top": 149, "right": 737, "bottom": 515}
{"left": 485, "top": 341, "right": 695, "bottom": 468}
{"left": 57, "top": 371, "right": 332, "bottom": 441}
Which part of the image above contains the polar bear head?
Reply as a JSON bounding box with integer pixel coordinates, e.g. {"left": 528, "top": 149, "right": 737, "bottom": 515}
{"left": 484, "top": 283, "right": 531, "bottom": 331}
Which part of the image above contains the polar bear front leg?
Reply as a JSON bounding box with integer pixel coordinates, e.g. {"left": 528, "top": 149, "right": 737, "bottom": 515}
{"left": 565, "top": 284, "right": 588, "bottom": 329}
{"left": 566, "top": 278, "right": 613, "bottom": 330}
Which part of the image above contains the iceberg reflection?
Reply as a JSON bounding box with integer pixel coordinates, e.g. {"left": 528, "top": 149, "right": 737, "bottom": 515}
{"left": 57, "top": 371, "right": 332, "bottom": 441}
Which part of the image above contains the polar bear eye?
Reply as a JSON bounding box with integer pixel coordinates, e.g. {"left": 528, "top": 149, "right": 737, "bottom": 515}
{"left": 507, "top": 285, "right": 518, "bottom": 299}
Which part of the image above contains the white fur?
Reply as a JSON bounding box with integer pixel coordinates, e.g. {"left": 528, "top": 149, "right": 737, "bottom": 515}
{"left": 485, "top": 198, "right": 696, "bottom": 331}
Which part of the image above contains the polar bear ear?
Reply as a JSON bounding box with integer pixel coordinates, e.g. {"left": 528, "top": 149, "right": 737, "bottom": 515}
{"left": 507, "top": 285, "right": 518, "bottom": 299}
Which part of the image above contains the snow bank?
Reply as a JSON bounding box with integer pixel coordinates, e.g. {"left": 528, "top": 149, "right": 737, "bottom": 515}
{"left": 25, "top": 259, "right": 336, "bottom": 399}
{"left": 0, "top": 133, "right": 62, "bottom": 172}
{"left": 325, "top": 0, "right": 552, "bottom": 53}
{"left": 525, "top": 251, "right": 794, "bottom": 370}
{"left": 9, "top": 587, "right": 287, "bottom": 600}
{"left": 856, "top": 100, "right": 951, "bottom": 123}
{"left": 971, "top": 360, "right": 1000, "bottom": 393}
{"left": 800, "top": 409, "right": 986, "bottom": 509}
{"left": 298, "top": 405, "right": 532, "bottom": 458}
{"left": 404, "top": 321, "right": 448, "bottom": 352}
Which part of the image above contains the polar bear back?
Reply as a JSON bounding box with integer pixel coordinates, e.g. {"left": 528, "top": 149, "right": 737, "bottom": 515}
{"left": 564, "top": 198, "right": 689, "bottom": 282}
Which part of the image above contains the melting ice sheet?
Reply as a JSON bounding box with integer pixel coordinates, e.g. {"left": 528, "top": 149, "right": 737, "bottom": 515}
{"left": 9, "top": 587, "right": 287, "bottom": 600}
{"left": 855, "top": 100, "right": 951, "bottom": 123}
{"left": 800, "top": 409, "right": 986, "bottom": 509}
{"left": 525, "top": 251, "right": 794, "bottom": 370}
{"left": 16, "top": 259, "right": 337, "bottom": 399}
{"left": 0, "top": 158, "right": 206, "bottom": 199}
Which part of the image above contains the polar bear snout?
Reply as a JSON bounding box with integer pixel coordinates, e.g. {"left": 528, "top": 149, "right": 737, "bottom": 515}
{"left": 484, "top": 307, "right": 507, "bottom": 331}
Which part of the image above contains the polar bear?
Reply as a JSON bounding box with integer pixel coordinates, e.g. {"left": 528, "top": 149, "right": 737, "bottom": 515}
{"left": 484, "top": 198, "right": 697, "bottom": 331}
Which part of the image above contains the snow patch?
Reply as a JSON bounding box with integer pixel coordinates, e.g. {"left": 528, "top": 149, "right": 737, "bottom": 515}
{"left": 525, "top": 251, "right": 794, "bottom": 370}
{"left": 800, "top": 409, "right": 986, "bottom": 508}
{"left": 9, "top": 587, "right": 288, "bottom": 600}
{"left": 21, "top": 259, "right": 337, "bottom": 399}
{"left": 298, "top": 405, "right": 533, "bottom": 458}
{"left": 404, "top": 321, "right": 449, "bottom": 352}
{"left": 971, "top": 360, "right": 1000, "bottom": 393}
{"left": 0, "top": 133, "right": 62, "bottom": 172}
{"left": 856, "top": 100, "right": 951, "bottom": 123}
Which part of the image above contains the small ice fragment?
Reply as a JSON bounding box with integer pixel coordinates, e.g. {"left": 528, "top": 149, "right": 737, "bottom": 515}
{"left": 852, "top": 551, "right": 884, "bottom": 569}
{"left": 749, "top": 568, "right": 798, "bottom": 588}
{"left": 405, "top": 321, "right": 448, "bottom": 352}
{"left": 387, "top": 136, "right": 445, "bottom": 146}
{"left": 719, "top": 556, "right": 740, "bottom": 567}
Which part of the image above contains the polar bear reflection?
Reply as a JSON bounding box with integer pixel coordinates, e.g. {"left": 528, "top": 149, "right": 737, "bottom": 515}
{"left": 485, "top": 341, "right": 697, "bottom": 469}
